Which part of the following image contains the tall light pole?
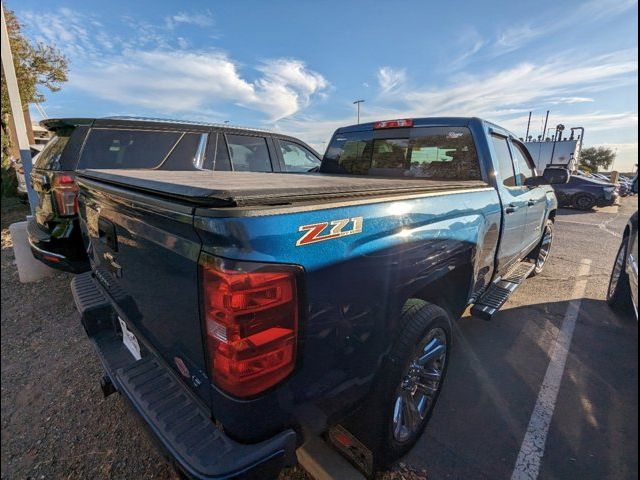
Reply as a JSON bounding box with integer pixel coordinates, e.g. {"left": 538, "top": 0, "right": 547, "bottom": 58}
{"left": 1, "top": 4, "right": 37, "bottom": 213}
{"left": 353, "top": 99, "right": 364, "bottom": 124}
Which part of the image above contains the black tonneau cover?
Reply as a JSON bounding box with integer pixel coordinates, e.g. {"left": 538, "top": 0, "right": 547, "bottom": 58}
{"left": 78, "top": 169, "right": 490, "bottom": 208}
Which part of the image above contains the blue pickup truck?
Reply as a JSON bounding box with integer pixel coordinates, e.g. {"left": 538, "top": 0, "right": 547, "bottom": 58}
{"left": 72, "top": 117, "right": 568, "bottom": 478}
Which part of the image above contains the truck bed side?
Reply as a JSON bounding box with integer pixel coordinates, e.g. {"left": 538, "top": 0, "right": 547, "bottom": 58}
{"left": 193, "top": 187, "right": 501, "bottom": 437}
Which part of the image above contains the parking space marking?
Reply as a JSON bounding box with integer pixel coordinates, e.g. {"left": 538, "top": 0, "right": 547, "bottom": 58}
{"left": 556, "top": 219, "right": 622, "bottom": 238}
{"left": 511, "top": 259, "right": 592, "bottom": 480}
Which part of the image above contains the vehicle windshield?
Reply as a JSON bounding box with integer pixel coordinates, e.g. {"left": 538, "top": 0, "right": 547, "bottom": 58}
{"left": 321, "top": 126, "right": 482, "bottom": 180}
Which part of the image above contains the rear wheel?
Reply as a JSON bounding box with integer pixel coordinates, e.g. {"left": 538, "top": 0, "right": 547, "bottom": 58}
{"left": 348, "top": 302, "right": 452, "bottom": 469}
{"left": 607, "top": 237, "right": 633, "bottom": 314}
{"left": 572, "top": 193, "right": 596, "bottom": 210}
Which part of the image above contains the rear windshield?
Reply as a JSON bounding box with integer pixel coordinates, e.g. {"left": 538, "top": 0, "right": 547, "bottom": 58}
{"left": 322, "top": 126, "right": 482, "bottom": 180}
{"left": 78, "top": 128, "right": 184, "bottom": 169}
{"left": 34, "top": 128, "right": 74, "bottom": 170}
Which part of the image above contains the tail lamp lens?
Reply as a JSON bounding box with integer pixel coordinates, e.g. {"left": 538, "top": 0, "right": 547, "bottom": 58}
{"left": 200, "top": 254, "right": 300, "bottom": 397}
{"left": 53, "top": 173, "right": 78, "bottom": 216}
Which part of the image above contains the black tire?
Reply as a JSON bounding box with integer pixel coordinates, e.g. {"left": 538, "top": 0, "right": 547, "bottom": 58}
{"left": 527, "top": 219, "right": 554, "bottom": 277}
{"left": 572, "top": 193, "right": 596, "bottom": 210}
{"left": 346, "top": 301, "right": 452, "bottom": 470}
{"left": 607, "top": 238, "right": 633, "bottom": 314}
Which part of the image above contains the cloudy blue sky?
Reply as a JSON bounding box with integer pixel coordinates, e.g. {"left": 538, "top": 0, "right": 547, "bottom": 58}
{"left": 11, "top": 0, "right": 639, "bottom": 170}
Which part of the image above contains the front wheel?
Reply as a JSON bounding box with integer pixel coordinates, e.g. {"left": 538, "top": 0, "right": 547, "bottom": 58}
{"left": 528, "top": 219, "right": 554, "bottom": 276}
{"left": 572, "top": 193, "right": 596, "bottom": 210}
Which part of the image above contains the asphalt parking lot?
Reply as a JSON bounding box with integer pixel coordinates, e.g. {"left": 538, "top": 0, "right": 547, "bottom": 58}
{"left": 404, "top": 197, "right": 638, "bottom": 480}
{"left": 1, "top": 197, "right": 637, "bottom": 480}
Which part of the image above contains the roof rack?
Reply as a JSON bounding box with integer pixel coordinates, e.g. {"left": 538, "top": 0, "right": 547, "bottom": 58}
{"left": 104, "top": 116, "right": 274, "bottom": 133}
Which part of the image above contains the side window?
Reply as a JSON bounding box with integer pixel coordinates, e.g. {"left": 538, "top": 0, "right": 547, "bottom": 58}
{"left": 226, "top": 135, "right": 272, "bottom": 172}
{"left": 490, "top": 134, "right": 517, "bottom": 187}
{"left": 213, "top": 134, "right": 232, "bottom": 171}
{"left": 156, "top": 133, "right": 204, "bottom": 171}
{"left": 278, "top": 140, "right": 320, "bottom": 172}
{"left": 34, "top": 129, "right": 73, "bottom": 170}
{"left": 510, "top": 141, "right": 535, "bottom": 184}
{"left": 78, "top": 129, "right": 182, "bottom": 169}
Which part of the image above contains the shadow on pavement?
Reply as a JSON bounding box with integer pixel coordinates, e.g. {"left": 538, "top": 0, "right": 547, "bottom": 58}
{"left": 403, "top": 298, "right": 638, "bottom": 480}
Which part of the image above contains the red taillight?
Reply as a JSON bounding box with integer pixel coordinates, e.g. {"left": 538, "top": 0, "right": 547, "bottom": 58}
{"left": 200, "top": 254, "right": 300, "bottom": 398}
{"left": 52, "top": 173, "right": 78, "bottom": 216}
{"left": 373, "top": 118, "right": 413, "bottom": 129}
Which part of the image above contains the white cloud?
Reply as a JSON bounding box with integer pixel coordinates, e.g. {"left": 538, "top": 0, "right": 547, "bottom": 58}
{"left": 548, "top": 97, "right": 595, "bottom": 105}
{"left": 165, "top": 11, "right": 215, "bottom": 29}
{"left": 21, "top": 7, "right": 327, "bottom": 121}
{"left": 493, "top": 25, "right": 541, "bottom": 55}
{"left": 71, "top": 51, "right": 328, "bottom": 121}
{"left": 393, "top": 50, "right": 637, "bottom": 118}
{"left": 277, "top": 49, "right": 637, "bottom": 155}
{"left": 490, "top": 0, "right": 637, "bottom": 56}
{"left": 377, "top": 67, "right": 406, "bottom": 93}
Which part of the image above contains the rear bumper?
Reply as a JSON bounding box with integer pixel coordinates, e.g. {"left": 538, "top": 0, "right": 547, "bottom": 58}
{"left": 71, "top": 272, "right": 297, "bottom": 479}
{"left": 27, "top": 217, "right": 89, "bottom": 273}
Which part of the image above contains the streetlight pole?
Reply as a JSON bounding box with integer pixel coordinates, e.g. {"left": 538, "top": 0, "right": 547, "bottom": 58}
{"left": 353, "top": 99, "right": 364, "bottom": 124}
{"left": 1, "top": 4, "right": 37, "bottom": 213}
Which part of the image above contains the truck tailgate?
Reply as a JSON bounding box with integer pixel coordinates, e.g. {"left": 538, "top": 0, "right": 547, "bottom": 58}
{"left": 77, "top": 178, "right": 211, "bottom": 405}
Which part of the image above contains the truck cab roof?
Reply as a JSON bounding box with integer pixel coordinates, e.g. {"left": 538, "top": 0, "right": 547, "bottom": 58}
{"left": 334, "top": 117, "right": 519, "bottom": 139}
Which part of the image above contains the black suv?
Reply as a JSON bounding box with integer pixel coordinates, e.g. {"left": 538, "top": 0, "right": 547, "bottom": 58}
{"left": 28, "top": 117, "right": 321, "bottom": 273}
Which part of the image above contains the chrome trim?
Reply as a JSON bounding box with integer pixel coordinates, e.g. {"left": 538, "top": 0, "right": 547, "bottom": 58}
{"left": 152, "top": 132, "right": 186, "bottom": 170}
{"left": 193, "top": 133, "right": 208, "bottom": 170}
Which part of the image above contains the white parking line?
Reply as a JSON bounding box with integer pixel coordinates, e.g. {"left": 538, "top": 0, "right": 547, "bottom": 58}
{"left": 556, "top": 219, "right": 622, "bottom": 238}
{"left": 511, "top": 259, "right": 592, "bottom": 480}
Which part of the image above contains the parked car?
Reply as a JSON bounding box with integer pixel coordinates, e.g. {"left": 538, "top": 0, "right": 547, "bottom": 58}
{"left": 72, "top": 117, "right": 568, "bottom": 478}
{"left": 551, "top": 174, "right": 619, "bottom": 210}
{"left": 28, "top": 117, "right": 321, "bottom": 273}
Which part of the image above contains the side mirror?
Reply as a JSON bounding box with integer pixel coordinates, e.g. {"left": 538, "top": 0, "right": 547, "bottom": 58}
{"left": 632, "top": 176, "right": 638, "bottom": 194}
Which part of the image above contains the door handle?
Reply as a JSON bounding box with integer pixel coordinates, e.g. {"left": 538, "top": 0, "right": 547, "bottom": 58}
{"left": 505, "top": 204, "right": 518, "bottom": 214}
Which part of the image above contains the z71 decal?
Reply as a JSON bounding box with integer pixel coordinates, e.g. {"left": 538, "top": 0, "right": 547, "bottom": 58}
{"left": 296, "top": 216, "right": 364, "bottom": 246}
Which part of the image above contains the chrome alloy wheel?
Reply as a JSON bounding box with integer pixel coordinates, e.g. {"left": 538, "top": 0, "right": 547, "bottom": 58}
{"left": 392, "top": 327, "right": 447, "bottom": 443}
{"left": 608, "top": 242, "right": 626, "bottom": 299}
{"left": 536, "top": 223, "right": 553, "bottom": 270}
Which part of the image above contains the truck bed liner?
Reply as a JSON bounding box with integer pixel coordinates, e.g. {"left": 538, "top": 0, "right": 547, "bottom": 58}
{"left": 78, "top": 169, "right": 490, "bottom": 207}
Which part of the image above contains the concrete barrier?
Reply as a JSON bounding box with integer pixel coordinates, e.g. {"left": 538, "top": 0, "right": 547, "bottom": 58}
{"left": 9, "top": 219, "right": 58, "bottom": 283}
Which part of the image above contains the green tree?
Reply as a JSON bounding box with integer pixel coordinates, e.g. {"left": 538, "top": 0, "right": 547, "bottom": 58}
{"left": 578, "top": 146, "right": 616, "bottom": 173}
{"left": 1, "top": 7, "right": 68, "bottom": 197}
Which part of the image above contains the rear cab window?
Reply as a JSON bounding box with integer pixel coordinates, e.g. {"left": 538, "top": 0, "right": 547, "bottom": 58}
{"left": 322, "top": 126, "right": 482, "bottom": 180}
